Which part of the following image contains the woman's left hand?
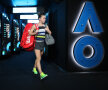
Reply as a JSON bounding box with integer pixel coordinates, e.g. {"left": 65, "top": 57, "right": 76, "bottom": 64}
{"left": 45, "top": 26, "right": 49, "bottom": 31}
{"left": 45, "top": 25, "right": 52, "bottom": 35}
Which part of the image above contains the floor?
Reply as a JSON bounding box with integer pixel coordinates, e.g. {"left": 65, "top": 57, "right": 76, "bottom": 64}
{"left": 0, "top": 50, "right": 108, "bottom": 90}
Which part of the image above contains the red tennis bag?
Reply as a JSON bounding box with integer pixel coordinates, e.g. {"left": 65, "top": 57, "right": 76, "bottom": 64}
{"left": 20, "top": 23, "right": 39, "bottom": 51}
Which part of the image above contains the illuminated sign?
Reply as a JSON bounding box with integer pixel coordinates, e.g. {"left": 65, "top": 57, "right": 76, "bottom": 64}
{"left": 13, "top": 19, "right": 20, "bottom": 51}
{"left": 20, "top": 14, "right": 38, "bottom": 19}
{"left": 27, "top": 20, "right": 39, "bottom": 23}
{"left": 0, "top": 19, "right": 1, "bottom": 56}
{"left": 13, "top": 7, "right": 37, "bottom": 13}
{"left": 71, "top": 2, "right": 104, "bottom": 69}
{"left": 16, "top": 27, "right": 20, "bottom": 41}
{"left": 1, "top": 13, "right": 11, "bottom": 55}
{"left": 12, "top": 0, "right": 37, "bottom": 7}
{"left": 5, "top": 24, "right": 11, "bottom": 38}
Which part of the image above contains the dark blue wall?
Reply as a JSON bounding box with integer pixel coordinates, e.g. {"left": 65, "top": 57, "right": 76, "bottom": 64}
{"left": 48, "top": 0, "right": 108, "bottom": 72}
{"left": 48, "top": 0, "right": 67, "bottom": 70}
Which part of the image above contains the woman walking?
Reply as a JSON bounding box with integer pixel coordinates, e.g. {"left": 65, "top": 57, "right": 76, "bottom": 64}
{"left": 28, "top": 13, "right": 52, "bottom": 80}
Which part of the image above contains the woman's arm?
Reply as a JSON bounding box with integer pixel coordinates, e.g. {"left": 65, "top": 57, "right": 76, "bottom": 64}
{"left": 28, "top": 25, "right": 38, "bottom": 36}
{"left": 45, "top": 25, "right": 52, "bottom": 35}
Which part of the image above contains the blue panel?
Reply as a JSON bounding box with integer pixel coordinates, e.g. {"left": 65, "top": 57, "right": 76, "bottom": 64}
{"left": 74, "top": 36, "right": 104, "bottom": 68}
{"left": 73, "top": 2, "right": 103, "bottom": 33}
{"left": 17, "top": 42, "right": 20, "bottom": 48}
{"left": 6, "top": 42, "right": 11, "bottom": 52}
{"left": 12, "top": 0, "right": 37, "bottom": 6}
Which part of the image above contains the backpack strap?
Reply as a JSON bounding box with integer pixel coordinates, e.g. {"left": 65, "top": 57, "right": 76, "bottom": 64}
{"left": 34, "top": 24, "right": 39, "bottom": 36}
{"left": 35, "top": 24, "right": 39, "bottom": 30}
{"left": 44, "top": 23, "right": 48, "bottom": 28}
{"left": 34, "top": 24, "right": 39, "bottom": 46}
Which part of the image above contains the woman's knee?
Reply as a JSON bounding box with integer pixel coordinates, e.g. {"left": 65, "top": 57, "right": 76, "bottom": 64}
{"left": 36, "top": 56, "right": 41, "bottom": 61}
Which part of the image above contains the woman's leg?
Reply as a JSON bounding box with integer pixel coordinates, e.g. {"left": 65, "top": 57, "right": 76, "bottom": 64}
{"left": 34, "top": 49, "right": 48, "bottom": 79}
{"left": 34, "top": 49, "right": 43, "bottom": 74}
{"left": 41, "top": 49, "right": 44, "bottom": 56}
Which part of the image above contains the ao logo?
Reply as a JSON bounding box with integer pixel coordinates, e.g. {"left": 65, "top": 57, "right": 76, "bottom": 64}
{"left": 71, "top": 2, "right": 104, "bottom": 69}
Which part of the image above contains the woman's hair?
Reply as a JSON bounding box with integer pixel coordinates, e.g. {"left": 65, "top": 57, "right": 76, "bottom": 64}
{"left": 38, "top": 13, "right": 45, "bottom": 19}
